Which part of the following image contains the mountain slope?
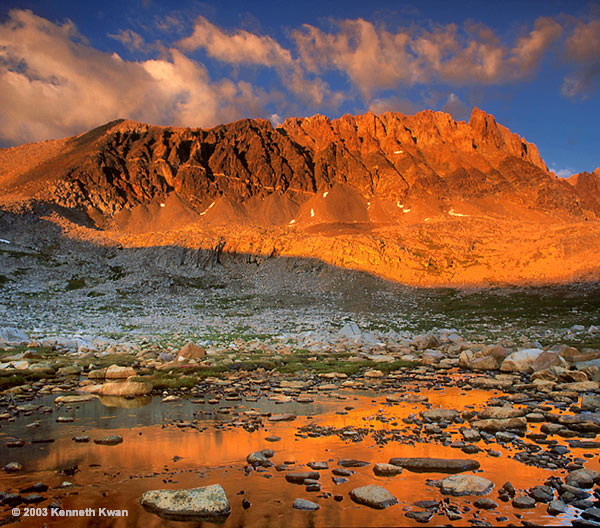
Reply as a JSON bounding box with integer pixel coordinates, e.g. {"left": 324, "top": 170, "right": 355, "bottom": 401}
{"left": 1, "top": 108, "right": 599, "bottom": 287}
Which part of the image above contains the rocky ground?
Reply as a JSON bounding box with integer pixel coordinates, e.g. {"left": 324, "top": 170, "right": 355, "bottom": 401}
{"left": 2, "top": 317, "right": 600, "bottom": 525}
{"left": 2, "top": 209, "right": 600, "bottom": 526}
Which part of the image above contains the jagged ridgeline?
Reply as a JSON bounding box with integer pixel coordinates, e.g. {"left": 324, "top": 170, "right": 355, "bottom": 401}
{"left": 1, "top": 108, "right": 598, "bottom": 229}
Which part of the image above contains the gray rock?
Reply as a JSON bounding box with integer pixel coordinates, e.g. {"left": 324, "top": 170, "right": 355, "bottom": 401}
{"left": 293, "top": 498, "right": 320, "bottom": 511}
{"left": 388, "top": 457, "right": 480, "bottom": 474}
{"left": 547, "top": 500, "right": 567, "bottom": 515}
{"left": 349, "top": 485, "right": 398, "bottom": 509}
{"left": 581, "top": 395, "right": 600, "bottom": 412}
{"left": 512, "top": 495, "right": 536, "bottom": 508}
{"left": 566, "top": 468, "right": 600, "bottom": 489}
{"left": 406, "top": 510, "right": 434, "bottom": 523}
{"left": 500, "top": 348, "right": 544, "bottom": 373}
{"left": 307, "top": 461, "right": 329, "bottom": 470}
{"left": 436, "top": 475, "right": 493, "bottom": 496}
{"left": 473, "top": 498, "right": 497, "bottom": 509}
{"left": 141, "top": 484, "right": 230, "bottom": 522}
{"left": 246, "top": 450, "right": 274, "bottom": 467}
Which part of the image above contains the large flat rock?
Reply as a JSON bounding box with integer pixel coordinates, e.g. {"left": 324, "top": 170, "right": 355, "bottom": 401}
{"left": 140, "top": 484, "right": 230, "bottom": 522}
{"left": 388, "top": 457, "right": 480, "bottom": 474}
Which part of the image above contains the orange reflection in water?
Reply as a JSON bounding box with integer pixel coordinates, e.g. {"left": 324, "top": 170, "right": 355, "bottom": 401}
{"left": 0, "top": 389, "right": 592, "bottom": 527}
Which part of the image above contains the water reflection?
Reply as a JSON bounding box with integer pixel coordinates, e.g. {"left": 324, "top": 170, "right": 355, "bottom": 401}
{"left": 0, "top": 388, "right": 593, "bottom": 527}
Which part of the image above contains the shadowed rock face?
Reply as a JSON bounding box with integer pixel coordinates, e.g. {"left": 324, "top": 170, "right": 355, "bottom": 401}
{"left": 0, "top": 109, "right": 593, "bottom": 219}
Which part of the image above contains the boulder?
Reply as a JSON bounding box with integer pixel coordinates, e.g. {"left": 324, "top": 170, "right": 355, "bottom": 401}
{"left": 177, "top": 343, "right": 206, "bottom": 360}
{"left": 79, "top": 381, "right": 152, "bottom": 397}
{"left": 105, "top": 365, "right": 136, "bottom": 379}
{"left": 140, "top": 484, "right": 230, "bottom": 522}
{"left": 500, "top": 349, "right": 544, "bottom": 373}
{"left": 436, "top": 475, "right": 493, "bottom": 496}
{"left": 349, "top": 485, "right": 398, "bottom": 509}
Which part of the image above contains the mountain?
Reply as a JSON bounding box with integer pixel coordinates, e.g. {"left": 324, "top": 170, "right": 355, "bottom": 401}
{"left": 1, "top": 108, "right": 599, "bottom": 286}
{"left": 0, "top": 108, "right": 592, "bottom": 222}
{"left": 568, "top": 168, "right": 600, "bottom": 216}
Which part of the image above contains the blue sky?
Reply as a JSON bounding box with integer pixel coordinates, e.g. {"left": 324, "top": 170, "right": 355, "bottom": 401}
{"left": 1, "top": 1, "right": 599, "bottom": 175}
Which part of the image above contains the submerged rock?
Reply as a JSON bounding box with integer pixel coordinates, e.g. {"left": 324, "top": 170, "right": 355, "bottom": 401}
{"left": 349, "top": 485, "right": 398, "bottom": 509}
{"left": 141, "top": 484, "right": 230, "bottom": 522}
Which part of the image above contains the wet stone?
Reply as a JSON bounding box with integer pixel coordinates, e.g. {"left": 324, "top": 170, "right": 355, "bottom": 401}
{"left": 293, "top": 498, "right": 320, "bottom": 511}
{"left": 513, "top": 496, "right": 536, "bottom": 508}
{"left": 474, "top": 498, "right": 498, "bottom": 509}
{"left": 373, "top": 463, "right": 403, "bottom": 477}
{"left": 547, "top": 499, "right": 568, "bottom": 515}
{"left": 389, "top": 457, "right": 480, "bottom": 473}
{"left": 3, "top": 462, "right": 22, "bottom": 472}
{"left": 307, "top": 461, "right": 329, "bottom": 470}
{"left": 338, "top": 458, "right": 370, "bottom": 468}
{"left": 436, "top": 475, "right": 493, "bottom": 496}
{"left": 406, "top": 510, "right": 434, "bottom": 523}
{"left": 94, "top": 435, "right": 123, "bottom": 446}
{"left": 332, "top": 468, "right": 354, "bottom": 477}
{"left": 286, "top": 472, "right": 320, "bottom": 484}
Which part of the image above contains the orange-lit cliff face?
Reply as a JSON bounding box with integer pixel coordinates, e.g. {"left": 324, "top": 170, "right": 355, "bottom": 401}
{"left": 1, "top": 108, "right": 599, "bottom": 287}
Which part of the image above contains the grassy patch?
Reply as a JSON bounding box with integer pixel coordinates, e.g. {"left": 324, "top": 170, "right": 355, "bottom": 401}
{"left": 77, "top": 354, "right": 137, "bottom": 368}
{"left": 66, "top": 277, "right": 86, "bottom": 290}
{"left": 0, "top": 369, "right": 56, "bottom": 390}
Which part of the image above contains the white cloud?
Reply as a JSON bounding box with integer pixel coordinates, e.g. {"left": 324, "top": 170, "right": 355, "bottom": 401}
{"left": 178, "top": 16, "right": 293, "bottom": 67}
{"left": 562, "top": 18, "right": 600, "bottom": 97}
{"left": 0, "top": 9, "right": 268, "bottom": 144}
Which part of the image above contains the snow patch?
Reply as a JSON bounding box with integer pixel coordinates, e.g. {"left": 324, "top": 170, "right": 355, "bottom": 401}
{"left": 159, "top": 203, "right": 165, "bottom": 208}
{"left": 448, "top": 208, "right": 469, "bottom": 217}
{"left": 322, "top": 191, "right": 329, "bottom": 198}
{"left": 310, "top": 208, "right": 315, "bottom": 218}
{"left": 288, "top": 219, "right": 296, "bottom": 225}
{"left": 199, "top": 201, "right": 216, "bottom": 216}
{"left": 0, "top": 239, "right": 10, "bottom": 244}
{"left": 394, "top": 150, "right": 403, "bottom": 154}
